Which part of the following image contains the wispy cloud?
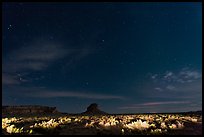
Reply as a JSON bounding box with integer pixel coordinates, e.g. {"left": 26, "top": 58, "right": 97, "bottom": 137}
{"left": 24, "top": 89, "right": 126, "bottom": 100}
{"left": 141, "top": 101, "right": 190, "bottom": 106}
{"left": 149, "top": 67, "right": 202, "bottom": 84}
{"left": 166, "top": 85, "right": 176, "bottom": 91}
{"left": 118, "top": 101, "right": 190, "bottom": 109}
{"left": 125, "top": 68, "right": 201, "bottom": 112}
{"left": 164, "top": 71, "right": 173, "bottom": 79}
{"left": 3, "top": 42, "right": 69, "bottom": 73}
{"left": 145, "top": 77, "right": 202, "bottom": 101}
{"left": 2, "top": 73, "right": 20, "bottom": 85}
{"left": 3, "top": 40, "right": 95, "bottom": 85}
{"left": 179, "top": 68, "right": 202, "bottom": 80}
{"left": 14, "top": 44, "right": 68, "bottom": 61}
{"left": 154, "top": 87, "right": 163, "bottom": 91}
{"left": 151, "top": 74, "right": 158, "bottom": 79}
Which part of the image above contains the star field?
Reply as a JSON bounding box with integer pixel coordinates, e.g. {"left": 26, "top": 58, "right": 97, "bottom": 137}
{"left": 2, "top": 2, "right": 202, "bottom": 113}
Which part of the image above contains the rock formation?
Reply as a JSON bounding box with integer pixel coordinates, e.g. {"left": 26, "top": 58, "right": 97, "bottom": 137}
{"left": 2, "top": 105, "right": 59, "bottom": 116}
{"left": 81, "top": 103, "right": 108, "bottom": 115}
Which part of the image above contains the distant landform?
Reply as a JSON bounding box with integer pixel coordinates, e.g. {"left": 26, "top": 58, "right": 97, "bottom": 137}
{"left": 2, "top": 104, "right": 202, "bottom": 117}
{"left": 2, "top": 103, "right": 108, "bottom": 117}
{"left": 2, "top": 105, "right": 59, "bottom": 117}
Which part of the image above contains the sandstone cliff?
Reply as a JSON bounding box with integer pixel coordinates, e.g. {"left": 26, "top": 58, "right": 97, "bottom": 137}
{"left": 2, "top": 105, "right": 59, "bottom": 116}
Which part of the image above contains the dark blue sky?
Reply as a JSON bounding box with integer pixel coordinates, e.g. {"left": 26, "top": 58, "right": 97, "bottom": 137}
{"left": 2, "top": 2, "right": 202, "bottom": 113}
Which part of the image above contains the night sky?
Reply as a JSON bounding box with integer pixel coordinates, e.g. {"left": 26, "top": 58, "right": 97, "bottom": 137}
{"left": 2, "top": 2, "right": 202, "bottom": 114}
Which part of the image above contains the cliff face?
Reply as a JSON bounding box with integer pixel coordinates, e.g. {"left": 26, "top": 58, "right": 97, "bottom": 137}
{"left": 2, "top": 105, "right": 59, "bottom": 116}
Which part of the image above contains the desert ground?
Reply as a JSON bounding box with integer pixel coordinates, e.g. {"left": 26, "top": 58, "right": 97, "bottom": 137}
{"left": 2, "top": 113, "right": 202, "bottom": 135}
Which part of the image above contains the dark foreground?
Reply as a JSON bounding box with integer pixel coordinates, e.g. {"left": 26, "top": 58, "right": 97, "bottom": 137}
{"left": 2, "top": 113, "right": 202, "bottom": 135}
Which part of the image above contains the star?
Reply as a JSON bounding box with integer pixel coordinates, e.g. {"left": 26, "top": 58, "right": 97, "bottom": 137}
{"left": 2, "top": 2, "right": 201, "bottom": 115}
{"left": 7, "top": 24, "right": 13, "bottom": 30}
